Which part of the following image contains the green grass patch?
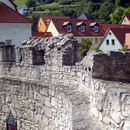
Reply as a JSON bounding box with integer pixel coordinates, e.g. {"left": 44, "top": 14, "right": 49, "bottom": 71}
{"left": 14, "top": 0, "right": 27, "bottom": 6}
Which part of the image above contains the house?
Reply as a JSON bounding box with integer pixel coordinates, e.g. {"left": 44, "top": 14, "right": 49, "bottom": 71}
{"left": 99, "top": 27, "right": 130, "bottom": 53}
{"left": 0, "top": 2, "right": 32, "bottom": 47}
{"left": 46, "top": 18, "right": 105, "bottom": 47}
{"left": 77, "top": 13, "right": 93, "bottom": 20}
{"left": 0, "top": 0, "right": 17, "bottom": 10}
{"left": 37, "top": 16, "right": 70, "bottom": 33}
{"left": 120, "top": 14, "right": 130, "bottom": 25}
{"left": 101, "top": 24, "right": 130, "bottom": 32}
{"left": 17, "top": 5, "right": 31, "bottom": 15}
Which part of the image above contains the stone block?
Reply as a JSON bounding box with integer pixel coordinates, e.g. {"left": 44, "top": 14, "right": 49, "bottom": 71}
{"left": 121, "top": 104, "right": 130, "bottom": 117}
{"left": 103, "top": 116, "right": 111, "bottom": 125}
{"left": 0, "top": 95, "right": 5, "bottom": 104}
{"left": 123, "top": 121, "right": 130, "bottom": 130}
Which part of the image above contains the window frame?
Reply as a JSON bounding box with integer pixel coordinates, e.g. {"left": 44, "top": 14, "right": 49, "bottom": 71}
{"left": 93, "top": 26, "right": 99, "bottom": 32}
{"left": 66, "top": 25, "right": 72, "bottom": 32}
{"left": 79, "top": 25, "right": 85, "bottom": 32}
{"left": 106, "top": 39, "right": 109, "bottom": 45}
{"left": 112, "top": 39, "right": 115, "bottom": 45}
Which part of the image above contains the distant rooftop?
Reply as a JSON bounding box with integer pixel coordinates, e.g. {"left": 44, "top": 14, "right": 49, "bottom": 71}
{"left": 0, "top": 2, "right": 31, "bottom": 23}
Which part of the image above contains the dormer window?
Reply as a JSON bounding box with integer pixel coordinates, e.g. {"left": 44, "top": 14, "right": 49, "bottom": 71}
{"left": 79, "top": 25, "right": 85, "bottom": 32}
{"left": 90, "top": 22, "right": 99, "bottom": 33}
{"left": 63, "top": 21, "right": 72, "bottom": 32}
{"left": 76, "top": 22, "right": 85, "bottom": 32}
{"left": 93, "top": 26, "right": 99, "bottom": 32}
{"left": 66, "top": 25, "right": 72, "bottom": 32}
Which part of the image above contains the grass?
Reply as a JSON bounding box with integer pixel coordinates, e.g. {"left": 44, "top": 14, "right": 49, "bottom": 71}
{"left": 14, "top": 0, "right": 27, "bottom": 6}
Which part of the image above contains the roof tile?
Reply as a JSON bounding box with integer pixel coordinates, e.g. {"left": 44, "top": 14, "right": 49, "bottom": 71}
{"left": 51, "top": 19, "right": 104, "bottom": 36}
{"left": 0, "top": 2, "right": 31, "bottom": 23}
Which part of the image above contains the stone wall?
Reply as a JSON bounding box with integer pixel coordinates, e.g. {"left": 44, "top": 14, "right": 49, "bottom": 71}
{"left": 0, "top": 78, "right": 72, "bottom": 130}
{"left": 0, "top": 34, "right": 130, "bottom": 130}
{"left": 92, "top": 51, "right": 130, "bottom": 82}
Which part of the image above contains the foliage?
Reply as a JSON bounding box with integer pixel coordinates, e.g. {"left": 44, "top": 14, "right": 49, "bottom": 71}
{"left": 110, "top": 6, "right": 125, "bottom": 24}
{"left": 14, "top": 0, "right": 27, "bottom": 6}
{"left": 115, "top": 0, "right": 120, "bottom": 7}
{"left": 124, "top": 6, "right": 130, "bottom": 14}
{"left": 93, "top": 47, "right": 101, "bottom": 52}
{"left": 80, "top": 39, "right": 92, "bottom": 58}
{"left": 58, "top": 0, "right": 73, "bottom": 5}
{"left": 119, "top": 45, "right": 129, "bottom": 52}
{"left": 14, "top": 0, "right": 130, "bottom": 23}
{"left": 98, "top": 1, "right": 114, "bottom": 23}
{"left": 61, "top": 8, "right": 78, "bottom": 18}
{"left": 26, "top": 0, "right": 36, "bottom": 7}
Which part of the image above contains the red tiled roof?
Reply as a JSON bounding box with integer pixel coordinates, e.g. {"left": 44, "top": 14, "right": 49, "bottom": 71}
{"left": 32, "top": 32, "right": 52, "bottom": 37}
{"left": 111, "top": 28, "right": 130, "bottom": 45}
{"left": 51, "top": 19, "right": 104, "bottom": 37}
{"left": 0, "top": 2, "right": 31, "bottom": 23}
{"left": 40, "top": 16, "right": 70, "bottom": 26}
{"left": 101, "top": 24, "right": 130, "bottom": 32}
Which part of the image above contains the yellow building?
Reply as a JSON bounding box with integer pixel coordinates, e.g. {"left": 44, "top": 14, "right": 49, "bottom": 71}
{"left": 37, "top": 16, "right": 70, "bottom": 32}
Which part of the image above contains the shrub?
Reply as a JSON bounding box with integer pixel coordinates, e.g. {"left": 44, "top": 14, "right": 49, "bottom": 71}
{"left": 80, "top": 39, "right": 92, "bottom": 58}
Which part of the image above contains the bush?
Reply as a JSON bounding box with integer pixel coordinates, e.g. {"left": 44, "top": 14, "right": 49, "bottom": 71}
{"left": 93, "top": 47, "right": 101, "bottom": 52}
{"left": 119, "top": 45, "right": 129, "bottom": 52}
{"left": 80, "top": 39, "right": 92, "bottom": 58}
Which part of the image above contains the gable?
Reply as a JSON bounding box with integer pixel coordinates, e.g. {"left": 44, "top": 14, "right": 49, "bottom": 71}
{"left": 121, "top": 16, "right": 130, "bottom": 25}
{"left": 38, "top": 17, "right": 47, "bottom": 32}
{"left": 99, "top": 30, "right": 123, "bottom": 53}
{"left": 47, "top": 21, "right": 59, "bottom": 37}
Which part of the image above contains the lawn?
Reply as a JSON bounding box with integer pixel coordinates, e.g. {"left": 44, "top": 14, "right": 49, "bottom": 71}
{"left": 14, "top": 0, "right": 27, "bottom": 6}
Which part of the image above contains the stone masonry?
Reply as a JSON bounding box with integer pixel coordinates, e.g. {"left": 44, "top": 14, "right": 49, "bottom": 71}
{"left": 0, "top": 34, "right": 130, "bottom": 130}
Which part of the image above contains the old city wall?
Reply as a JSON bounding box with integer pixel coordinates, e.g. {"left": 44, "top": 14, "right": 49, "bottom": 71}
{"left": 0, "top": 35, "right": 130, "bottom": 130}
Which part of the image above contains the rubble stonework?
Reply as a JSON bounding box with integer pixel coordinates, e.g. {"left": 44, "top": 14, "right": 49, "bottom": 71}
{"left": 0, "top": 34, "right": 130, "bottom": 130}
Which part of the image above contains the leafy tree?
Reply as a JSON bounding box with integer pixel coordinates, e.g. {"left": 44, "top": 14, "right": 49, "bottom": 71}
{"left": 98, "top": 1, "right": 114, "bottom": 23}
{"left": 115, "top": 0, "right": 120, "bottom": 7}
{"left": 80, "top": 39, "right": 92, "bottom": 58}
{"left": 26, "top": 0, "right": 36, "bottom": 7}
{"left": 110, "top": 6, "right": 125, "bottom": 24}
{"left": 124, "top": 6, "right": 130, "bottom": 14}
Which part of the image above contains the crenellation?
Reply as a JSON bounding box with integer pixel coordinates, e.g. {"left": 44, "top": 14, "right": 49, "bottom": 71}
{"left": 0, "top": 35, "right": 130, "bottom": 130}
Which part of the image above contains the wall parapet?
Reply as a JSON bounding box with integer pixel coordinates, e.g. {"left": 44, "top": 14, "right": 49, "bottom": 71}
{"left": 0, "top": 35, "right": 130, "bottom": 130}
{"left": 92, "top": 51, "right": 130, "bottom": 82}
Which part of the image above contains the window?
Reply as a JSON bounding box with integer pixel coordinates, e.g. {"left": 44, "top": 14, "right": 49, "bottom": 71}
{"left": 93, "top": 26, "right": 99, "bottom": 32}
{"left": 106, "top": 40, "right": 109, "bottom": 45}
{"left": 6, "top": 112, "right": 17, "bottom": 130}
{"left": 112, "top": 39, "right": 115, "bottom": 45}
{"left": 66, "top": 25, "right": 72, "bottom": 32}
{"left": 79, "top": 25, "right": 85, "bottom": 32}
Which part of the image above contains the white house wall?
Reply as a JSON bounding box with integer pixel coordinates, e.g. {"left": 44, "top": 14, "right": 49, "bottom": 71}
{"left": 0, "top": 0, "right": 16, "bottom": 10}
{"left": 99, "top": 30, "right": 123, "bottom": 53}
{"left": 0, "top": 23, "right": 32, "bottom": 47}
{"left": 47, "top": 21, "right": 59, "bottom": 37}
{"left": 121, "top": 16, "right": 130, "bottom": 25}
